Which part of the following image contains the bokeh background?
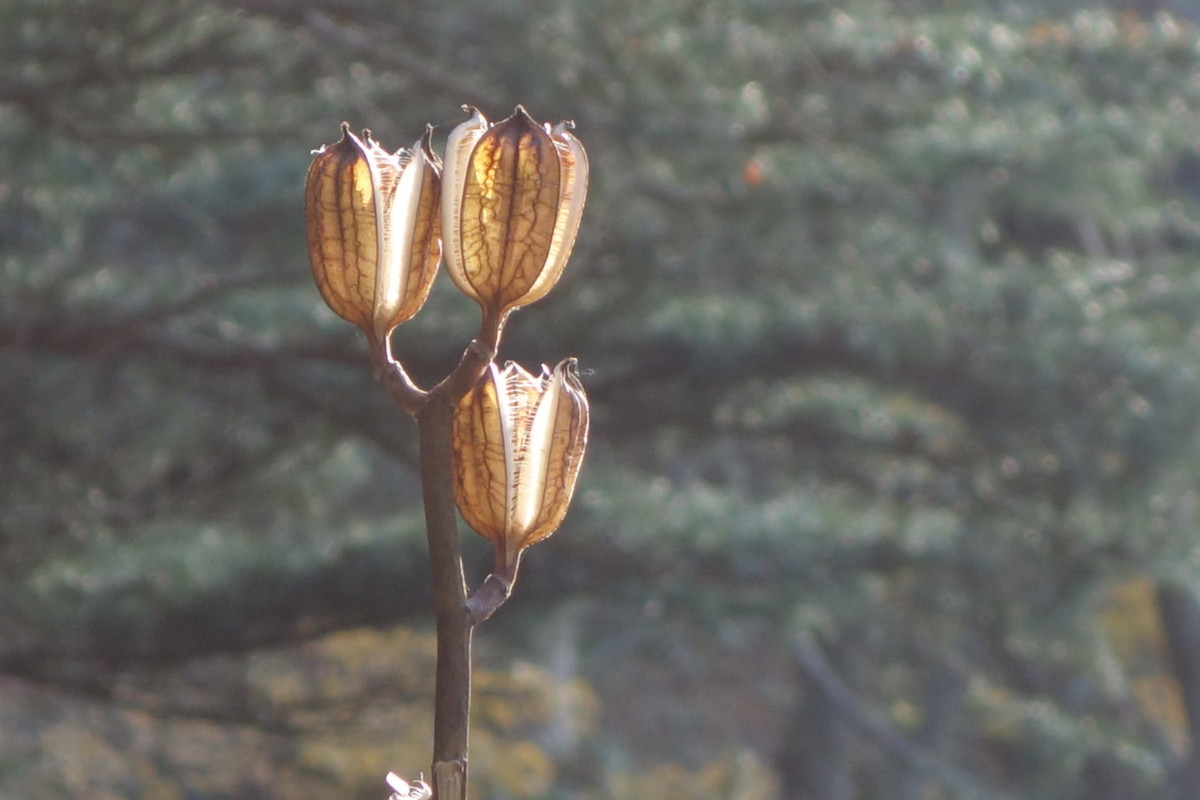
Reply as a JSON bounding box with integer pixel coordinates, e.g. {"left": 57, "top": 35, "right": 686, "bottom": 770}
{"left": 7, "top": 0, "right": 1200, "bottom": 797}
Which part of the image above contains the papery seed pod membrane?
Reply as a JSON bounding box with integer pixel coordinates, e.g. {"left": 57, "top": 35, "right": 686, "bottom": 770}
{"left": 441, "top": 106, "right": 589, "bottom": 327}
{"left": 304, "top": 124, "right": 442, "bottom": 341}
{"left": 304, "top": 124, "right": 378, "bottom": 331}
{"left": 451, "top": 359, "right": 590, "bottom": 582}
{"left": 373, "top": 130, "right": 442, "bottom": 339}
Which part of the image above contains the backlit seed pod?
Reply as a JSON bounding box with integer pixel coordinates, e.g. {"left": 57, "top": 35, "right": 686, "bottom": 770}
{"left": 304, "top": 124, "right": 442, "bottom": 341}
{"left": 441, "top": 106, "right": 588, "bottom": 325}
{"left": 452, "top": 358, "right": 590, "bottom": 581}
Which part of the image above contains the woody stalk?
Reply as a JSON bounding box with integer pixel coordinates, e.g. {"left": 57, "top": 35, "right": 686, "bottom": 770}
{"left": 304, "top": 106, "right": 590, "bottom": 800}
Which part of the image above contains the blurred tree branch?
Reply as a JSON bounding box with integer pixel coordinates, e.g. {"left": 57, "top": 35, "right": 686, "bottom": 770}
{"left": 791, "top": 633, "right": 1010, "bottom": 800}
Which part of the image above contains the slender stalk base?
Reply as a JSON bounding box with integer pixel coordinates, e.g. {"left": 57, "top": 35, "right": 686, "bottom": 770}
{"left": 418, "top": 399, "right": 474, "bottom": 800}
{"left": 378, "top": 322, "right": 506, "bottom": 800}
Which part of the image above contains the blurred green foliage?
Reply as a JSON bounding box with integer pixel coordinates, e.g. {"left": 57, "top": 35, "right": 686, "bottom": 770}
{"left": 5, "top": 0, "right": 1200, "bottom": 797}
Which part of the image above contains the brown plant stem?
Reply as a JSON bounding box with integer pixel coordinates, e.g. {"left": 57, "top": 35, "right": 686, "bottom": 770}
{"left": 465, "top": 573, "right": 512, "bottom": 624}
{"left": 370, "top": 334, "right": 427, "bottom": 415}
{"left": 410, "top": 321, "right": 503, "bottom": 800}
{"left": 373, "top": 318, "right": 506, "bottom": 800}
{"left": 418, "top": 396, "right": 474, "bottom": 800}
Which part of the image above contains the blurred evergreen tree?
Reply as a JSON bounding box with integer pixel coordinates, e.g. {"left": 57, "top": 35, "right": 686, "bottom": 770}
{"left": 5, "top": 0, "right": 1200, "bottom": 797}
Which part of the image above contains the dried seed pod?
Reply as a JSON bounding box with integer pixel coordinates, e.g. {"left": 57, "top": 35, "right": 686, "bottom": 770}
{"left": 452, "top": 358, "right": 590, "bottom": 581}
{"left": 305, "top": 124, "right": 441, "bottom": 340}
{"left": 441, "top": 107, "right": 588, "bottom": 327}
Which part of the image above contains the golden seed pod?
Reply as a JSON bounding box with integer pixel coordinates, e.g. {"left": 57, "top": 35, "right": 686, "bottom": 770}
{"left": 451, "top": 358, "right": 590, "bottom": 579}
{"left": 441, "top": 106, "right": 588, "bottom": 325}
{"left": 304, "top": 124, "right": 442, "bottom": 341}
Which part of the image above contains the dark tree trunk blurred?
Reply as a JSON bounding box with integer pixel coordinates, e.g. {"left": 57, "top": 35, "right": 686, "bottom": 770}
{"left": 1157, "top": 582, "right": 1200, "bottom": 800}
{"left": 894, "top": 657, "right": 964, "bottom": 800}
{"left": 777, "top": 645, "right": 852, "bottom": 800}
